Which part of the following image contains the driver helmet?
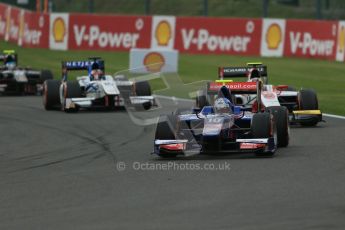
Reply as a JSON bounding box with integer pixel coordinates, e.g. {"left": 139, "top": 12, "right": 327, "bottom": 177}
{"left": 90, "top": 62, "right": 103, "bottom": 80}
{"left": 247, "top": 68, "right": 261, "bottom": 82}
{"left": 217, "top": 85, "right": 233, "bottom": 103}
{"left": 5, "top": 55, "right": 16, "bottom": 69}
{"left": 214, "top": 98, "right": 232, "bottom": 114}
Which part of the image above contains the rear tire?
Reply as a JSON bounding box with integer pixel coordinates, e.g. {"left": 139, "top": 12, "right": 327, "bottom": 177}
{"left": 266, "top": 106, "right": 289, "bottom": 147}
{"left": 155, "top": 114, "right": 178, "bottom": 158}
{"left": 135, "top": 80, "right": 151, "bottom": 96}
{"left": 134, "top": 81, "right": 152, "bottom": 110}
{"left": 40, "top": 70, "right": 54, "bottom": 82}
{"left": 43, "top": 80, "right": 60, "bottom": 110}
{"left": 298, "top": 89, "right": 319, "bottom": 126}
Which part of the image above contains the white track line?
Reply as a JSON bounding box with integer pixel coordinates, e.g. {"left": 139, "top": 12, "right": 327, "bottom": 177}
{"left": 323, "top": 113, "right": 345, "bottom": 120}
{"left": 153, "top": 95, "right": 345, "bottom": 120}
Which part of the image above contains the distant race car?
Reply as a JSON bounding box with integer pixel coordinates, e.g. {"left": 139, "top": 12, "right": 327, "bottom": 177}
{"left": 198, "top": 62, "right": 322, "bottom": 126}
{"left": 43, "top": 57, "right": 154, "bottom": 112}
{"left": 154, "top": 80, "right": 289, "bottom": 158}
{"left": 0, "top": 50, "right": 53, "bottom": 95}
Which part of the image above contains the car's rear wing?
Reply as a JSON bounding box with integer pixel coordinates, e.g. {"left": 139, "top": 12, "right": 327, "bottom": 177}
{"left": 218, "top": 63, "right": 267, "bottom": 79}
{"left": 208, "top": 81, "right": 258, "bottom": 94}
{"left": 62, "top": 58, "right": 105, "bottom": 71}
{"left": 61, "top": 58, "right": 105, "bottom": 81}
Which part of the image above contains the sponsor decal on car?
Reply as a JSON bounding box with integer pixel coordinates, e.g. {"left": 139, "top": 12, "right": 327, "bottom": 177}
{"left": 240, "top": 143, "right": 265, "bottom": 149}
{"left": 209, "top": 82, "right": 257, "bottom": 91}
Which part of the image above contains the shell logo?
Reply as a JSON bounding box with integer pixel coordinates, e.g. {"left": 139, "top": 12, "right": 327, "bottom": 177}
{"left": 143, "top": 52, "right": 165, "bottom": 72}
{"left": 155, "top": 20, "right": 171, "bottom": 46}
{"left": 52, "top": 17, "right": 66, "bottom": 43}
{"left": 266, "top": 23, "right": 282, "bottom": 50}
{"left": 338, "top": 25, "right": 345, "bottom": 53}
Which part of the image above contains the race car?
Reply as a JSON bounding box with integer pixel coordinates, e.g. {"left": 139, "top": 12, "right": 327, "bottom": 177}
{"left": 198, "top": 62, "right": 322, "bottom": 126}
{"left": 154, "top": 81, "right": 289, "bottom": 158}
{"left": 0, "top": 50, "right": 53, "bottom": 95}
{"left": 43, "top": 57, "right": 154, "bottom": 112}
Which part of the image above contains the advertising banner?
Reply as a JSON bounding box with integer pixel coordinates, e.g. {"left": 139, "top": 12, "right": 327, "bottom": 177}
{"left": 260, "top": 18, "right": 286, "bottom": 57}
{"left": 151, "top": 16, "right": 176, "bottom": 50}
{"left": 284, "top": 19, "right": 337, "bottom": 60}
{"left": 174, "top": 17, "right": 262, "bottom": 55}
{"left": 6, "top": 6, "right": 21, "bottom": 43}
{"left": 68, "top": 14, "right": 151, "bottom": 51}
{"left": 22, "top": 12, "right": 49, "bottom": 48}
{"left": 49, "top": 13, "right": 69, "bottom": 50}
{"left": 0, "top": 3, "right": 10, "bottom": 40}
{"left": 129, "top": 48, "right": 178, "bottom": 73}
{"left": 336, "top": 20, "right": 345, "bottom": 62}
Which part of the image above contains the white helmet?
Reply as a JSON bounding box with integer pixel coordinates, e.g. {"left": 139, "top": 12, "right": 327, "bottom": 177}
{"left": 214, "top": 98, "right": 231, "bottom": 114}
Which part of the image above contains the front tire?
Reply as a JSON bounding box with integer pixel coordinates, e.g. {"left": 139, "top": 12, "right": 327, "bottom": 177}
{"left": 251, "top": 112, "right": 276, "bottom": 157}
{"left": 266, "top": 106, "right": 289, "bottom": 147}
{"left": 298, "top": 89, "right": 319, "bottom": 126}
{"left": 155, "top": 114, "right": 178, "bottom": 158}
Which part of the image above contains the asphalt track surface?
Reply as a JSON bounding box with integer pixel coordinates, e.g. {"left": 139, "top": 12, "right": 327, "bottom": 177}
{"left": 1, "top": 96, "right": 345, "bottom": 230}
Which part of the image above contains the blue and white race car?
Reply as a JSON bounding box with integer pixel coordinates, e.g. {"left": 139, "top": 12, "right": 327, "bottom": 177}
{"left": 154, "top": 81, "right": 289, "bottom": 158}
{"left": 43, "top": 57, "right": 154, "bottom": 112}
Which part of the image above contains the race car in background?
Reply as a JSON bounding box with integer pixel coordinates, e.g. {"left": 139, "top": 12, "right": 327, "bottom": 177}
{"left": 43, "top": 57, "right": 154, "bottom": 112}
{"left": 197, "top": 63, "right": 322, "bottom": 126}
{"left": 154, "top": 81, "right": 289, "bottom": 158}
{"left": 0, "top": 50, "right": 53, "bottom": 95}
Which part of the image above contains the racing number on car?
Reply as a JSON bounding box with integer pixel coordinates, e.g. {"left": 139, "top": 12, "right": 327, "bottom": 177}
{"left": 208, "top": 117, "right": 223, "bottom": 123}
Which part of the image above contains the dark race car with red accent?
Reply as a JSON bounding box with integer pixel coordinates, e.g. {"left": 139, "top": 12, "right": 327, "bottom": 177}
{"left": 0, "top": 50, "right": 53, "bottom": 95}
{"left": 154, "top": 81, "right": 289, "bottom": 158}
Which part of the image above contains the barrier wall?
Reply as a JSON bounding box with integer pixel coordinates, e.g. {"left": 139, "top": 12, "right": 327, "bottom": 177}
{"left": 1, "top": 3, "right": 345, "bottom": 62}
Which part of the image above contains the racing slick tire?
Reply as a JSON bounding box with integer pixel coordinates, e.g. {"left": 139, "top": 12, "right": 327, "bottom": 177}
{"left": 298, "top": 89, "right": 319, "bottom": 126}
{"left": 40, "top": 70, "right": 54, "bottom": 82}
{"left": 43, "top": 79, "right": 60, "bottom": 110}
{"left": 135, "top": 80, "right": 151, "bottom": 96}
{"left": 155, "top": 114, "right": 178, "bottom": 158}
{"left": 61, "top": 81, "right": 82, "bottom": 113}
{"left": 134, "top": 80, "right": 152, "bottom": 110}
{"left": 266, "top": 106, "right": 289, "bottom": 147}
{"left": 252, "top": 112, "right": 276, "bottom": 157}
